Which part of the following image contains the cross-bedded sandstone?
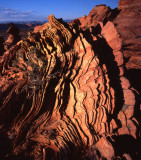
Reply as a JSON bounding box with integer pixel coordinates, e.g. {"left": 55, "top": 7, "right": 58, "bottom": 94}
{"left": 0, "top": 13, "right": 140, "bottom": 160}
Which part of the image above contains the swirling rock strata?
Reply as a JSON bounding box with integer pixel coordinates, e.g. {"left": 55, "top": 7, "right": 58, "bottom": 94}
{"left": 0, "top": 14, "right": 140, "bottom": 160}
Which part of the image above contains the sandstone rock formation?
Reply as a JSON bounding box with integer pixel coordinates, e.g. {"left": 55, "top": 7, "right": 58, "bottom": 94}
{"left": 0, "top": 1, "right": 140, "bottom": 160}
{"left": 3, "top": 23, "right": 21, "bottom": 51}
{"left": 118, "top": 0, "right": 141, "bottom": 6}
{"left": 73, "top": 0, "right": 141, "bottom": 71}
{"left": 72, "top": 5, "right": 112, "bottom": 30}
{"left": 72, "top": 0, "right": 141, "bottom": 99}
{"left": 113, "top": 0, "right": 141, "bottom": 114}
{"left": 114, "top": 0, "right": 141, "bottom": 70}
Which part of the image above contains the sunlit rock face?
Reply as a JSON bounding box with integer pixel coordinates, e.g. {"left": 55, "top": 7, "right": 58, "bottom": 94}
{"left": 0, "top": 4, "right": 140, "bottom": 160}
{"left": 72, "top": 5, "right": 112, "bottom": 30}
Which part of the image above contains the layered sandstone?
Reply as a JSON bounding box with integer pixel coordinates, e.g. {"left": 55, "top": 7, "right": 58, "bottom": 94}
{"left": 73, "top": 0, "right": 141, "bottom": 72}
{"left": 73, "top": 0, "right": 141, "bottom": 122}
{"left": 0, "top": 10, "right": 140, "bottom": 160}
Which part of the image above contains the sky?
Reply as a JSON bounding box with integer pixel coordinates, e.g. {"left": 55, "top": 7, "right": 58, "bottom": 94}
{"left": 0, "top": 0, "right": 119, "bottom": 22}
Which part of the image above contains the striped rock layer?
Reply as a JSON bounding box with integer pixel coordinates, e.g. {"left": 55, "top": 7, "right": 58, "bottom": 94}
{"left": 0, "top": 15, "right": 140, "bottom": 160}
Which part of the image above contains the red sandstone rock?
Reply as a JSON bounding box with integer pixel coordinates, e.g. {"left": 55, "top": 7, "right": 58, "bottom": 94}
{"left": 94, "top": 137, "right": 114, "bottom": 160}
{"left": 75, "top": 0, "right": 141, "bottom": 70}
{"left": 0, "top": 1, "right": 140, "bottom": 159}
{"left": 77, "top": 5, "right": 112, "bottom": 29}
{"left": 114, "top": 51, "right": 124, "bottom": 66}
{"left": 119, "top": 66, "right": 124, "bottom": 76}
{"left": 120, "top": 76, "right": 130, "bottom": 89}
{"left": 114, "top": 0, "right": 141, "bottom": 70}
{"left": 123, "top": 89, "right": 136, "bottom": 106}
{"left": 34, "top": 24, "right": 44, "bottom": 33}
{"left": 122, "top": 105, "right": 134, "bottom": 119}
{"left": 118, "top": 0, "right": 141, "bottom": 6}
